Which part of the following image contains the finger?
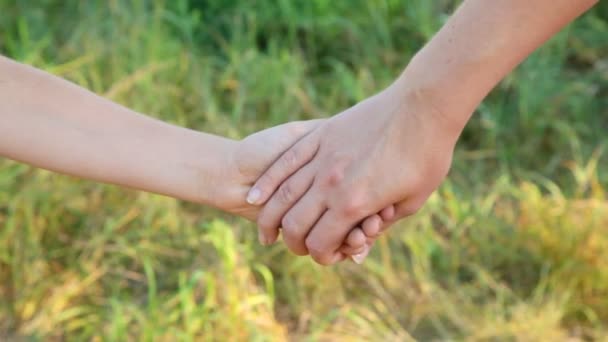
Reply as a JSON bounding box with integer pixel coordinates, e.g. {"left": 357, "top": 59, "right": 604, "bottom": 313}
{"left": 379, "top": 205, "right": 395, "bottom": 221}
{"left": 361, "top": 214, "right": 383, "bottom": 238}
{"left": 281, "top": 119, "right": 325, "bottom": 137}
{"left": 256, "top": 163, "right": 317, "bottom": 246}
{"left": 280, "top": 188, "right": 328, "bottom": 255}
{"left": 345, "top": 227, "right": 367, "bottom": 248}
{"left": 333, "top": 252, "right": 349, "bottom": 265}
{"left": 304, "top": 210, "right": 356, "bottom": 265}
{"left": 351, "top": 244, "right": 371, "bottom": 265}
{"left": 247, "top": 129, "right": 321, "bottom": 205}
{"left": 392, "top": 197, "right": 425, "bottom": 222}
{"left": 340, "top": 243, "right": 367, "bottom": 256}
{"left": 368, "top": 199, "right": 423, "bottom": 239}
{"left": 259, "top": 120, "right": 324, "bottom": 154}
{"left": 336, "top": 228, "right": 366, "bottom": 255}
{"left": 364, "top": 236, "right": 378, "bottom": 249}
{"left": 236, "top": 120, "right": 324, "bottom": 182}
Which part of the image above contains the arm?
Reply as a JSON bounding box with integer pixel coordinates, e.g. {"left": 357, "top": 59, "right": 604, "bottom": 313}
{"left": 0, "top": 55, "right": 235, "bottom": 206}
{"left": 248, "top": 0, "right": 598, "bottom": 265}
{"left": 397, "top": 0, "right": 599, "bottom": 134}
{"left": 0, "top": 55, "right": 382, "bottom": 260}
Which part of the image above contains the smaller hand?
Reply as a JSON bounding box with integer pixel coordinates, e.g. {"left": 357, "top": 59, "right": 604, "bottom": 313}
{"left": 222, "top": 120, "right": 324, "bottom": 221}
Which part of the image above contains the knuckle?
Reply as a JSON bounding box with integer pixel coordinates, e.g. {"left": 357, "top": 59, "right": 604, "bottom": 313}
{"left": 340, "top": 195, "right": 368, "bottom": 218}
{"left": 287, "top": 121, "right": 306, "bottom": 136}
{"left": 281, "top": 148, "right": 299, "bottom": 169}
{"left": 280, "top": 214, "right": 298, "bottom": 232}
{"left": 325, "top": 167, "right": 345, "bottom": 188}
{"left": 305, "top": 237, "right": 331, "bottom": 265}
{"left": 304, "top": 236, "right": 321, "bottom": 254}
{"left": 277, "top": 182, "right": 295, "bottom": 204}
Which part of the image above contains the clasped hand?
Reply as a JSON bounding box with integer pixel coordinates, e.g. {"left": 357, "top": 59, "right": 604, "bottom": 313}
{"left": 245, "top": 83, "right": 458, "bottom": 265}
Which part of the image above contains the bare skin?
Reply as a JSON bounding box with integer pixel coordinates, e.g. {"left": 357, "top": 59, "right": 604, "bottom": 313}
{"left": 249, "top": 0, "right": 599, "bottom": 265}
{"left": 0, "top": 55, "right": 387, "bottom": 259}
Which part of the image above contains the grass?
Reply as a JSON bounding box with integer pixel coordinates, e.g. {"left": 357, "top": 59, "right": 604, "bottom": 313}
{"left": 1, "top": 0, "right": 607, "bottom": 340}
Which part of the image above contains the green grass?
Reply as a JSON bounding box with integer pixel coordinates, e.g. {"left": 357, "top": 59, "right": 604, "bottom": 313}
{"left": 1, "top": 0, "right": 607, "bottom": 340}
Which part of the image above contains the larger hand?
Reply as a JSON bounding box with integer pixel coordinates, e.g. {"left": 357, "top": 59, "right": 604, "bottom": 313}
{"left": 248, "top": 83, "right": 461, "bottom": 265}
{"left": 220, "top": 119, "right": 389, "bottom": 261}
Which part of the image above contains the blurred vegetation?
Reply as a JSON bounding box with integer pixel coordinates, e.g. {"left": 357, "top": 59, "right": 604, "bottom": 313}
{"left": 1, "top": 0, "right": 607, "bottom": 340}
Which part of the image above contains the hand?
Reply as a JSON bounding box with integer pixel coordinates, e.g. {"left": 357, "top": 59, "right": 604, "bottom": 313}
{"left": 219, "top": 120, "right": 322, "bottom": 221}
{"left": 248, "top": 83, "right": 461, "bottom": 265}
{"left": 221, "top": 119, "right": 391, "bottom": 262}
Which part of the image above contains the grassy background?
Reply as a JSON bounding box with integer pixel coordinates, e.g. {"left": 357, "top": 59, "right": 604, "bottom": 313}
{"left": 1, "top": 0, "right": 607, "bottom": 340}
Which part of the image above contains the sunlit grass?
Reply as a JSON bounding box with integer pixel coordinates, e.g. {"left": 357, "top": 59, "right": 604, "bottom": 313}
{"left": 1, "top": 0, "right": 607, "bottom": 340}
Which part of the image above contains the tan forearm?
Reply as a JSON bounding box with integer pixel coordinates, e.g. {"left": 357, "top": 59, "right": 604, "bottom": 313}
{"left": 0, "top": 56, "right": 237, "bottom": 205}
{"left": 397, "top": 0, "right": 597, "bottom": 132}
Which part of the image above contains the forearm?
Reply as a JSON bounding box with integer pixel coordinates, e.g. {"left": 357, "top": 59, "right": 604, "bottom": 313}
{"left": 396, "top": 0, "right": 597, "bottom": 133}
{"left": 0, "top": 56, "right": 237, "bottom": 205}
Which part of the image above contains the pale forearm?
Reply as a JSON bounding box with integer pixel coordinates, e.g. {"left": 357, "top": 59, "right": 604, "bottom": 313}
{"left": 0, "top": 56, "right": 237, "bottom": 205}
{"left": 397, "top": 0, "right": 597, "bottom": 133}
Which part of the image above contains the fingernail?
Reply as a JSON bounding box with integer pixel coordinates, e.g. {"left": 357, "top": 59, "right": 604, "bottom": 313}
{"left": 351, "top": 245, "right": 370, "bottom": 264}
{"left": 351, "top": 253, "right": 365, "bottom": 264}
{"left": 247, "top": 187, "right": 262, "bottom": 205}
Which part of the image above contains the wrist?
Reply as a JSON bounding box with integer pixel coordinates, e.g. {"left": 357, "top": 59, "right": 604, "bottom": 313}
{"left": 384, "top": 75, "right": 468, "bottom": 146}
{"left": 197, "top": 135, "right": 261, "bottom": 220}
{"left": 388, "top": 44, "right": 496, "bottom": 141}
{"left": 190, "top": 133, "right": 243, "bottom": 210}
